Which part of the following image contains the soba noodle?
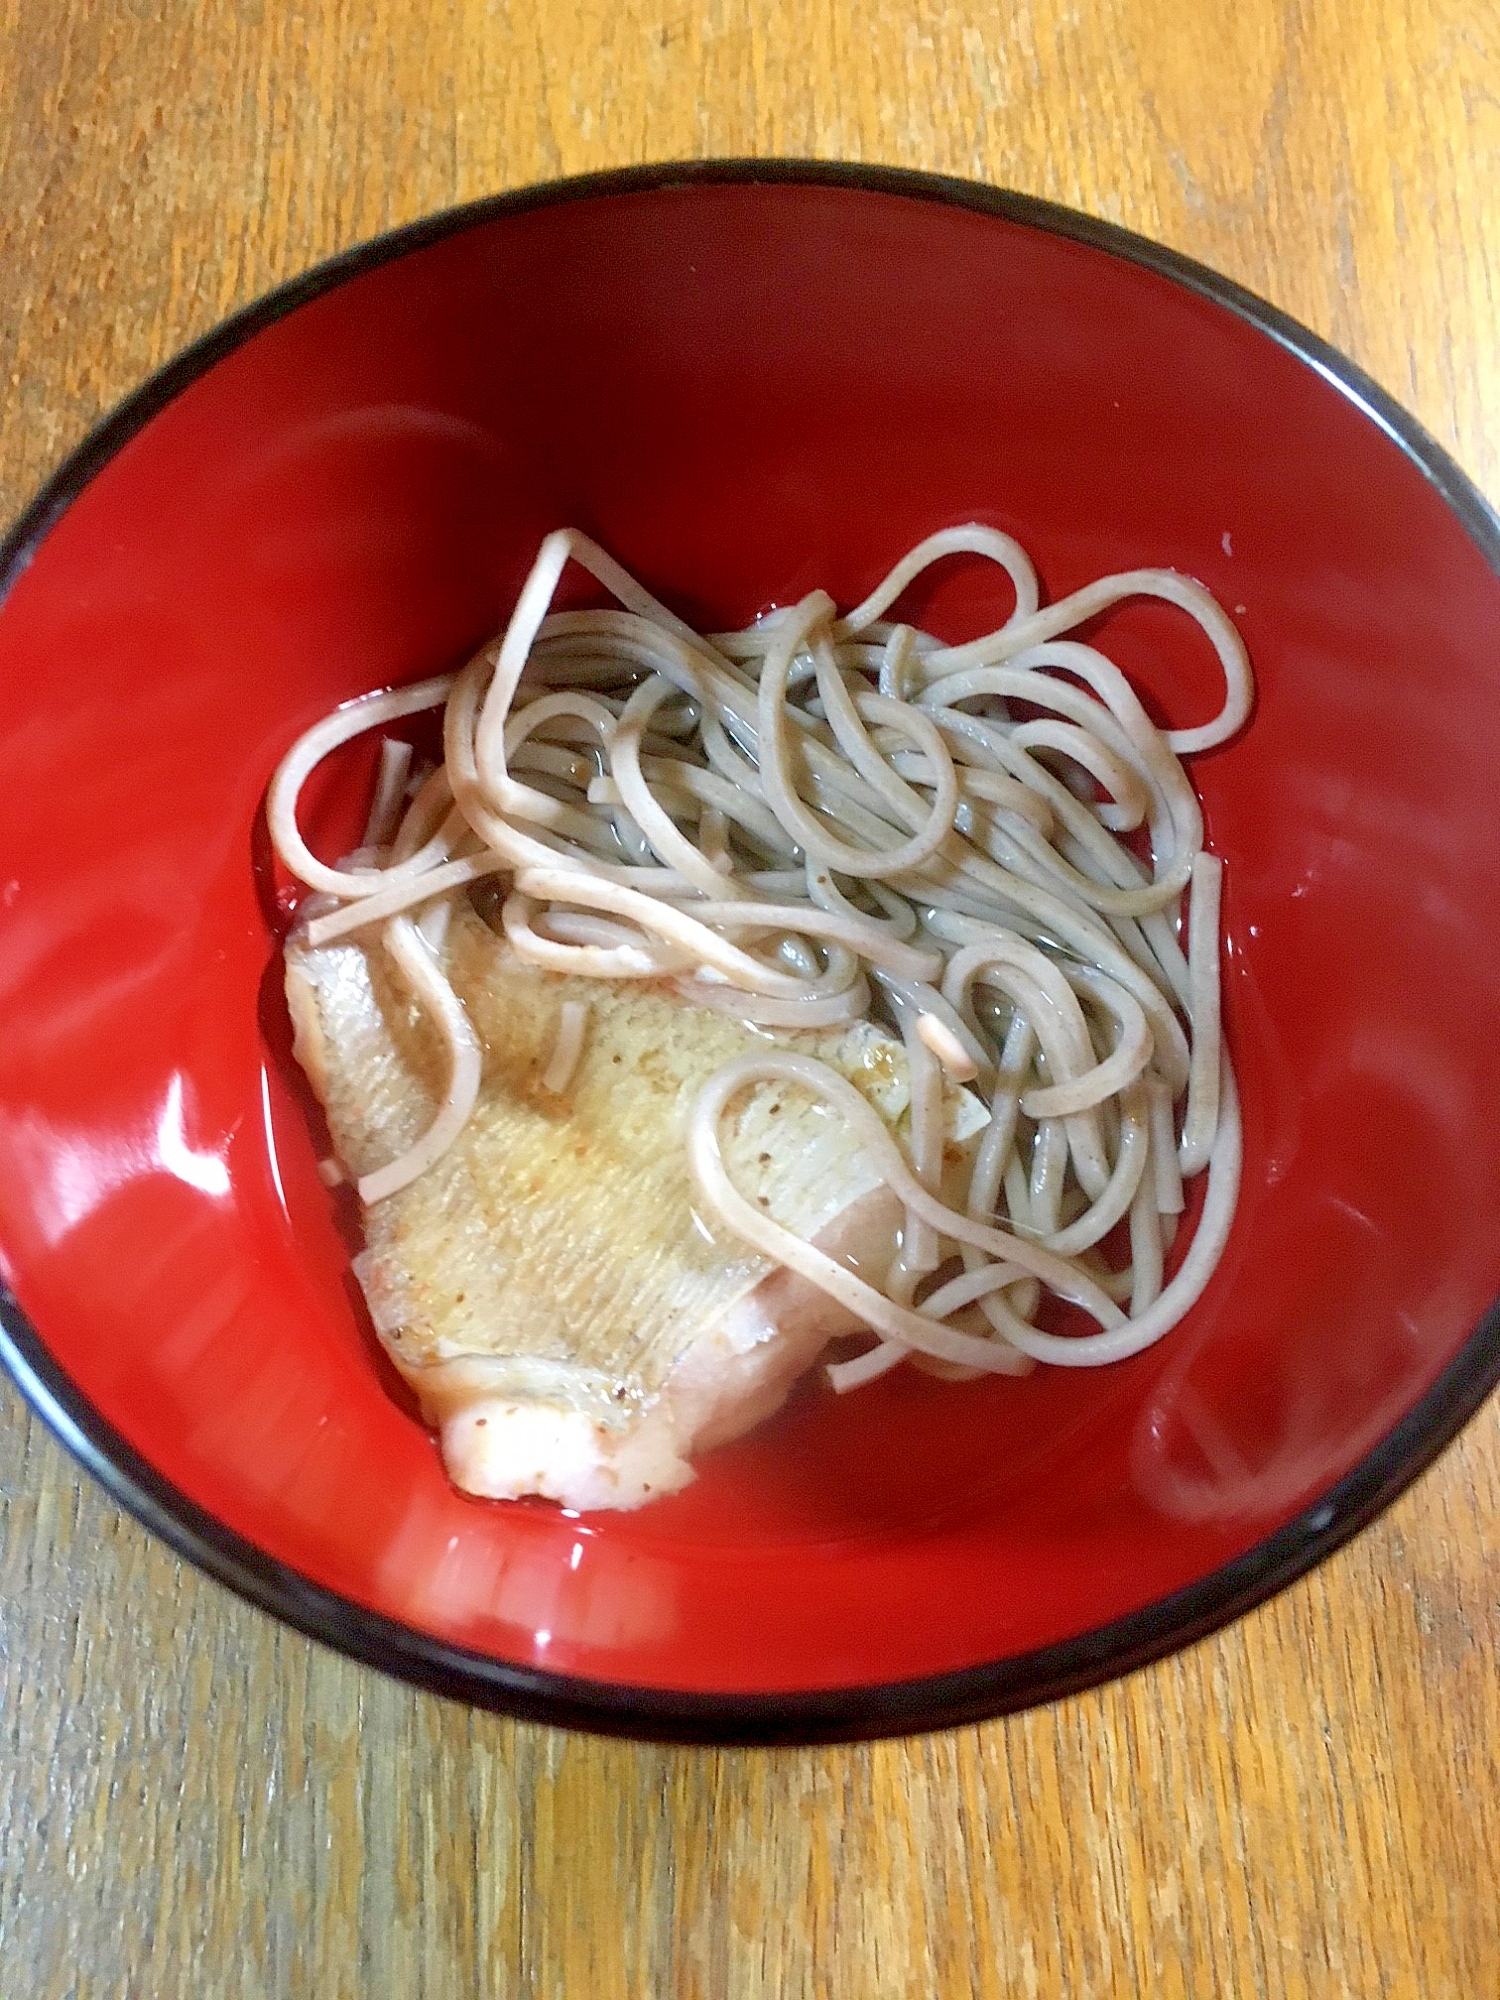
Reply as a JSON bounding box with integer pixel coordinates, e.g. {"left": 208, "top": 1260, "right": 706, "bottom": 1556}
{"left": 268, "top": 525, "right": 1250, "bottom": 1384}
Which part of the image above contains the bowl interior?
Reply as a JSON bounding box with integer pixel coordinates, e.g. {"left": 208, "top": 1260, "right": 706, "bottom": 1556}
{"left": 3, "top": 175, "right": 1500, "bottom": 1705}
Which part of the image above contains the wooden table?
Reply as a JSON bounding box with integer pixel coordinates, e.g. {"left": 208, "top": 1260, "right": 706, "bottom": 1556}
{"left": 3, "top": 3, "right": 1498, "bottom": 1993}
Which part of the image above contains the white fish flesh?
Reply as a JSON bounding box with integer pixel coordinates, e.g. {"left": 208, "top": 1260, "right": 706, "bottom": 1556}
{"left": 285, "top": 899, "right": 986, "bottom": 1510}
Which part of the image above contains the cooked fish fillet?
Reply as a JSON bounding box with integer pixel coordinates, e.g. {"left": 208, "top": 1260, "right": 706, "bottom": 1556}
{"left": 286, "top": 899, "right": 985, "bottom": 1511}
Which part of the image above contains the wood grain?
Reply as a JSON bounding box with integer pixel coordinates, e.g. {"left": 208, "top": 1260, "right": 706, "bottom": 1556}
{"left": 2, "top": 1, "right": 1499, "bottom": 1993}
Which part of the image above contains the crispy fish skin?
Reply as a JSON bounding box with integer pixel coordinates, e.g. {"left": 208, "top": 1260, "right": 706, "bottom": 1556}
{"left": 286, "top": 900, "right": 981, "bottom": 1510}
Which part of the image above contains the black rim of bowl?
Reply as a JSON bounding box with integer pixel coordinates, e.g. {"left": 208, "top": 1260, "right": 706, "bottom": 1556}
{"left": 3, "top": 160, "right": 1500, "bottom": 1747}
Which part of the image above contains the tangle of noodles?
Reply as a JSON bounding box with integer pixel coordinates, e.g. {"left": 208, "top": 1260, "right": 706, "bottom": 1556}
{"left": 267, "top": 525, "right": 1250, "bottom": 1383}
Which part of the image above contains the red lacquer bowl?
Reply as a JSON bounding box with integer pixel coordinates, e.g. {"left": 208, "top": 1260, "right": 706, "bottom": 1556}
{"left": 4, "top": 165, "right": 1500, "bottom": 1744}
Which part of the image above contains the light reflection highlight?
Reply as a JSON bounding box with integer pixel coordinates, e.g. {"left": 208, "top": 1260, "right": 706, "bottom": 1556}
{"left": 377, "top": 1483, "right": 678, "bottom": 1658}
{"left": 0, "top": 1072, "right": 232, "bottom": 1250}
{"left": 155, "top": 1074, "right": 231, "bottom": 1200}
{"left": 258, "top": 1066, "right": 288, "bottom": 1217}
